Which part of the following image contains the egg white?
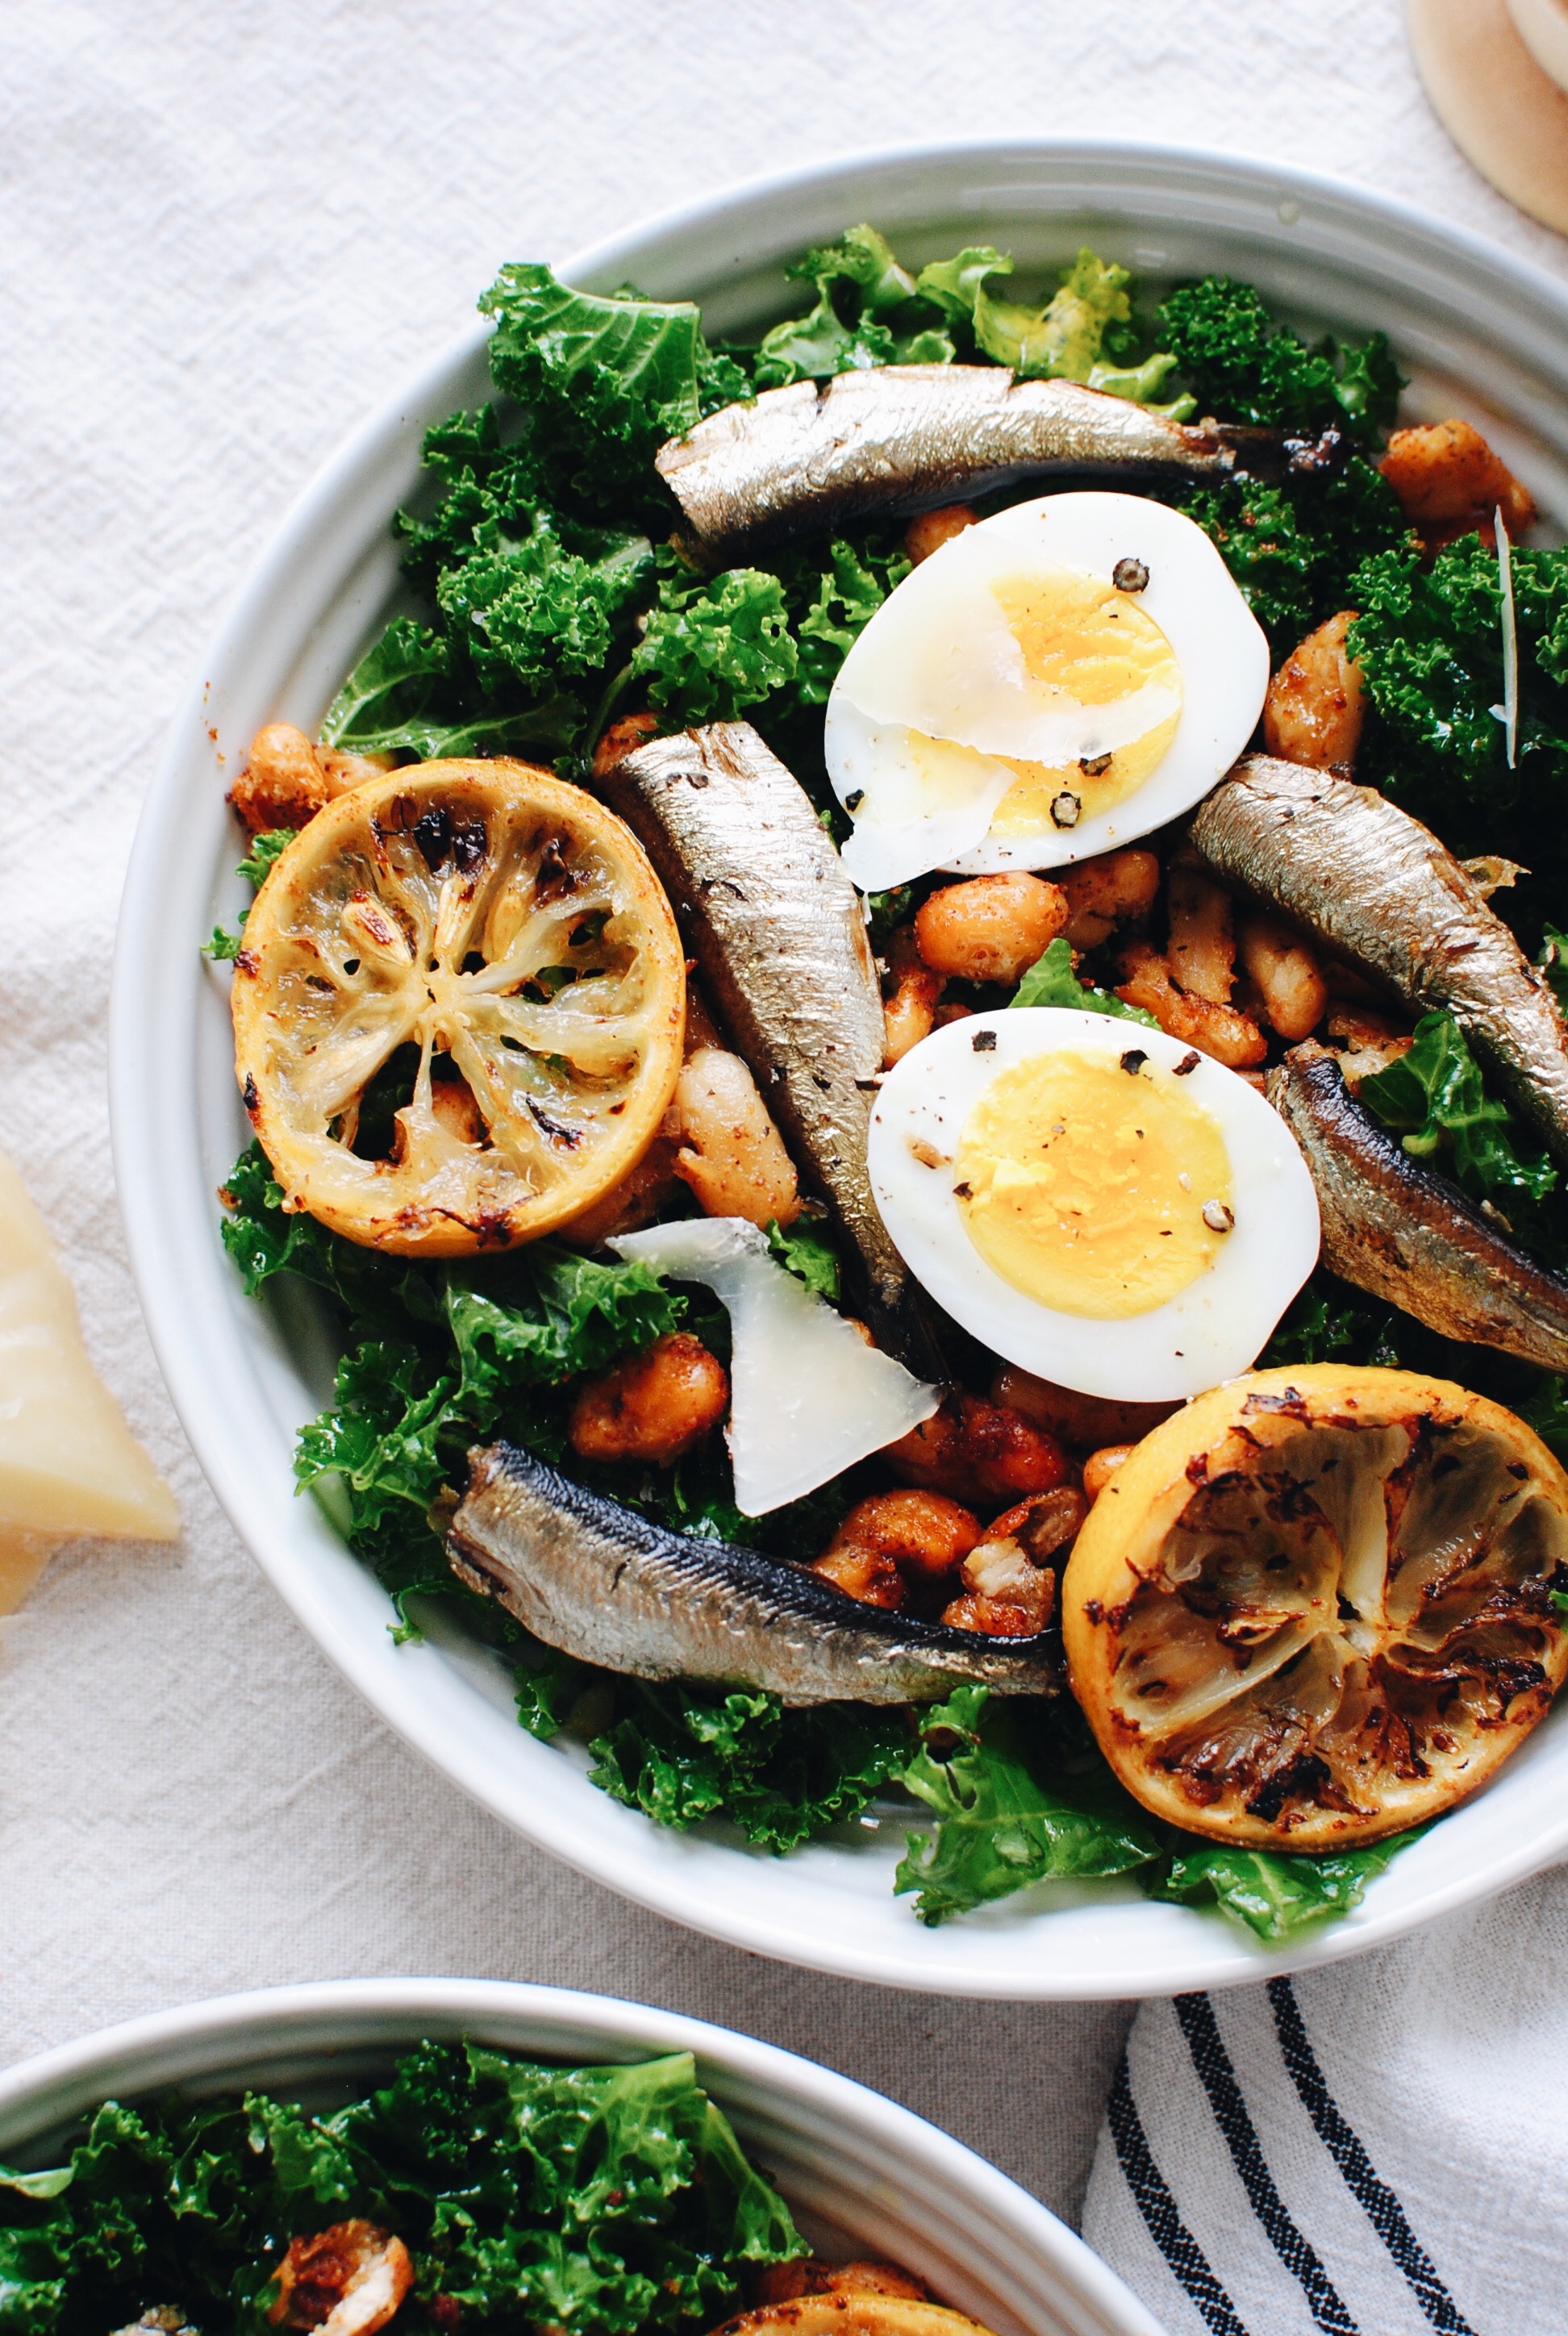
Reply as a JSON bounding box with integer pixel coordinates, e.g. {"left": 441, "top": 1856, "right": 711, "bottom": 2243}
{"left": 868, "top": 1008, "right": 1321, "bottom": 1401}
{"left": 827, "top": 491, "right": 1270, "bottom": 891}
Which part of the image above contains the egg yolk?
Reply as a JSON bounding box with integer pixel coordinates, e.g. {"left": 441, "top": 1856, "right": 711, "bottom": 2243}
{"left": 987, "top": 569, "right": 1182, "bottom": 834}
{"left": 953, "top": 1050, "right": 1232, "bottom": 1319}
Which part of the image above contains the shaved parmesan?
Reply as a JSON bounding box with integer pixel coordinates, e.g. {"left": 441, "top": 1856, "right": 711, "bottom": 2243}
{"left": 610, "top": 1217, "right": 940, "bottom": 1515}
{"left": 1491, "top": 507, "right": 1519, "bottom": 771}
{"left": 0, "top": 1151, "right": 178, "bottom": 1599}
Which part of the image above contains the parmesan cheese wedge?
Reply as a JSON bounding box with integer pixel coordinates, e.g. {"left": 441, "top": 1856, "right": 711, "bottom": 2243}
{"left": 0, "top": 1149, "right": 178, "bottom": 1610}
{"left": 611, "top": 1216, "right": 940, "bottom": 1515}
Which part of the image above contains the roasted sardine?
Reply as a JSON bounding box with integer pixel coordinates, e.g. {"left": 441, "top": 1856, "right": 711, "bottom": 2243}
{"left": 657, "top": 366, "right": 1260, "bottom": 556}
{"left": 1270, "top": 1042, "right": 1568, "bottom": 1370}
{"left": 448, "top": 1441, "right": 1060, "bottom": 1703}
{"left": 1192, "top": 756, "right": 1568, "bottom": 1165}
{"left": 602, "top": 722, "right": 938, "bottom": 1367}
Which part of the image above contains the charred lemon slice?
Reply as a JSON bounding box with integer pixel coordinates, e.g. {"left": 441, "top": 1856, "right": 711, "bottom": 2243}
{"left": 231, "top": 759, "right": 685, "bottom": 1255}
{"left": 1062, "top": 1364, "right": 1568, "bottom": 1847}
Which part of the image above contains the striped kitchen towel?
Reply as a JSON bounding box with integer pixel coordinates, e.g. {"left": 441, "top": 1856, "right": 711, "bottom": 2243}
{"left": 1081, "top": 1862, "right": 1568, "bottom": 2334}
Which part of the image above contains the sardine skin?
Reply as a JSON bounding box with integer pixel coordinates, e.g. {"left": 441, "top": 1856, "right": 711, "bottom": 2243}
{"left": 657, "top": 366, "right": 1254, "bottom": 556}
{"left": 447, "top": 1441, "right": 1060, "bottom": 1704}
{"left": 602, "top": 723, "right": 932, "bottom": 1362}
{"left": 1270, "top": 1042, "right": 1568, "bottom": 1370}
{"left": 1192, "top": 756, "right": 1568, "bottom": 1166}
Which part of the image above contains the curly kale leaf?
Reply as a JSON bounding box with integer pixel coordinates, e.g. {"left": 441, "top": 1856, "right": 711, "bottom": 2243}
{"left": 320, "top": 616, "right": 453, "bottom": 744}
{"left": 766, "top": 1217, "right": 840, "bottom": 1304}
{"left": 236, "top": 830, "right": 293, "bottom": 886}
{"left": 1519, "top": 1373, "right": 1568, "bottom": 1471}
{"left": 921, "top": 244, "right": 1188, "bottom": 407}
{"left": 973, "top": 249, "right": 1128, "bottom": 384}
{"left": 754, "top": 224, "right": 953, "bottom": 387}
{"left": 1260, "top": 1274, "right": 1407, "bottom": 1370}
{"left": 1178, "top": 455, "right": 1408, "bottom": 652}
{"left": 447, "top": 1248, "right": 686, "bottom": 1422}
{"left": 204, "top": 831, "right": 296, "bottom": 960}
{"left": 1359, "top": 1012, "right": 1558, "bottom": 1204}
{"left": 1148, "top": 1831, "right": 1422, "bottom": 1942}
{"left": 1538, "top": 924, "right": 1568, "bottom": 1015}
{"left": 771, "top": 533, "right": 910, "bottom": 715}
{"left": 218, "top": 1144, "right": 343, "bottom": 1301}
{"left": 1010, "top": 936, "right": 1159, "bottom": 1026}
{"left": 632, "top": 567, "right": 797, "bottom": 723}
{"left": 221, "top": 1144, "right": 683, "bottom": 1605}
{"left": 584, "top": 1679, "right": 907, "bottom": 1853}
{"left": 321, "top": 612, "right": 585, "bottom": 761}
{"left": 437, "top": 521, "right": 652, "bottom": 695}
{"left": 1346, "top": 536, "right": 1568, "bottom": 886}
{"left": 1157, "top": 273, "right": 1403, "bottom": 437}
{"left": 0, "top": 2042, "right": 803, "bottom": 2336}
{"left": 480, "top": 263, "right": 705, "bottom": 455}
{"left": 894, "top": 1687, "right": 1161, "bottom": 1925}
{"left": 294, "top": 1339, "right": 458, "bottom": 1579}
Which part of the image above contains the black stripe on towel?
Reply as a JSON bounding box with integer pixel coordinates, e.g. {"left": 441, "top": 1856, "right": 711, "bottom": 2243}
{"left": 1174, "top": 1992, "right": 1360, "bottom": 2336}
{"left": 1268, "top": 1978, "right": 1478, "bottom": 2334}
{"left": 1106, "top": 2052, "right": 1252, "bottom": 2336}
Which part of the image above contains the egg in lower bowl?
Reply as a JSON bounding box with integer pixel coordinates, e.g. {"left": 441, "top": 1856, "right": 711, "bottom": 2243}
{"left": 868, "top": 1008, "right": 1321, "bottom": 1401}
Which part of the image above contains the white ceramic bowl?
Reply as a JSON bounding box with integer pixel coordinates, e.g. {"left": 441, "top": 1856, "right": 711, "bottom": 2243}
{"left": 112, "top": 138, "right": 1568, "bottom": 1999}
{"left": 0, "top": 1979, "right": 1160, "bottom": 2336}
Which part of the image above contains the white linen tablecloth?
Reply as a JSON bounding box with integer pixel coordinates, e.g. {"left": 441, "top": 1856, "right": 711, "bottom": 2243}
{"left": 3, "top": 0, "right": 1566, "bottom": 2307}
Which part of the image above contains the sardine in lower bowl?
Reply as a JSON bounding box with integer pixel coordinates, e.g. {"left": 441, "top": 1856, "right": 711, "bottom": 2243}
{"left": 0, "top": 1980, "right": 1159, "bottom": 2336}
{"left": 111, "top": 139, "right": 1568, "bottom": 2000}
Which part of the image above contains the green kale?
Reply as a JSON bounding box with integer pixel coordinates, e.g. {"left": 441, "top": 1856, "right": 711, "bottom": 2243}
{"left": 583, "top": 1679, "right": 907, "bottom": 1853}
{"left": 753, "top": 225, "right": 953, "bottom": 389}
{"left": 1259, "top": 1274, "right": 1407, "bottom": 1371}
{"left": 1157, "top": 273, "right": 1403, "bottom": 437}
{"left": 765, "top": 1218, "right": 840, "bottom": 1304}
{"left": 1538, "top": 924, "right": 1568, "bottom": 1014}
{"left": 218, "top": 1144, "right": 341, "bottom": 1301}
{"left": 447, "top": 1249, "right": 686, "bottom": 1421}
{"left": 753, "top": 231, "right": 1184, "bottom": 405}
{"left": 0, "top": 2042, "right": 803, "bottom": 2336}
{"left": 1177, "top": 455, "right": 1408, "bottom": 653}
{"left": 1359, "top": 1012, "right": 1558, "bottom": 1204}
{"left": 221, "top": 1144, "right": 686, "bottom": 1608}
{"left": 237, "top": 830, "right": 294, "bottom": 886}
{"left": 1010, "top": 935, "right": 1159, "bottom": 1026}
{"left": 772, "top": 534, "right": 911, "bottom": 715}
{"left": 203, "top": 831, "right": 297, "bottom": 959}
{"left": 1147, "top": 1831, "right": 1421, "bottom": 1942}
{"left": 480, "top": 264, "right": 705, "bottom": 463}
{"left": 1347, "top": 536, "right": 1568, "bottom": 929}
{"left": 294, "top": 1339, "right": 458, "bottom": 1595}
{"left": 864, "top": 883, "right": 918, "bottom": 944}
{"left": 893, "top": 1687, "right": 1161, "bottom": 1925}
{"left": 321, "top": 615, "right": 581, "bottom": 761}
{"left": 631, "top": 567, "right": 798, "bottom": 724}
{"left": 919, "top": 244, "right": 1187, "bottom": 407}
{"left": 436, "top": 521, "right": 652, "bottom": 695}
{"left": 1520, "top": 1371, "right": 1568, "bottom": 1470}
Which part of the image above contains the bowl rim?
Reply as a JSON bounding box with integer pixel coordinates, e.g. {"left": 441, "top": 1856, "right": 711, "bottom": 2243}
{"left": 111, "top": 133, "right": 1568, "bottom": 2002}
{"left": 0, "top": 1979, "right": 1162, "bottom": 2336}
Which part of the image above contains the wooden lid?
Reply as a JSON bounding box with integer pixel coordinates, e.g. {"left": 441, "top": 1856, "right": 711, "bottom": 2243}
{"left": 1409, "top": 0, "right": 1568, "bottom": 235}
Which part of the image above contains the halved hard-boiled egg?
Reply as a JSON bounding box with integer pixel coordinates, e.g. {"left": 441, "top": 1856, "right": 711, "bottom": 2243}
{"left": 826, "top": 491, "right": 1269, "bottom": 892}
{"left": 867, "top": 1009, "right": 1320, "bottom": 1401}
